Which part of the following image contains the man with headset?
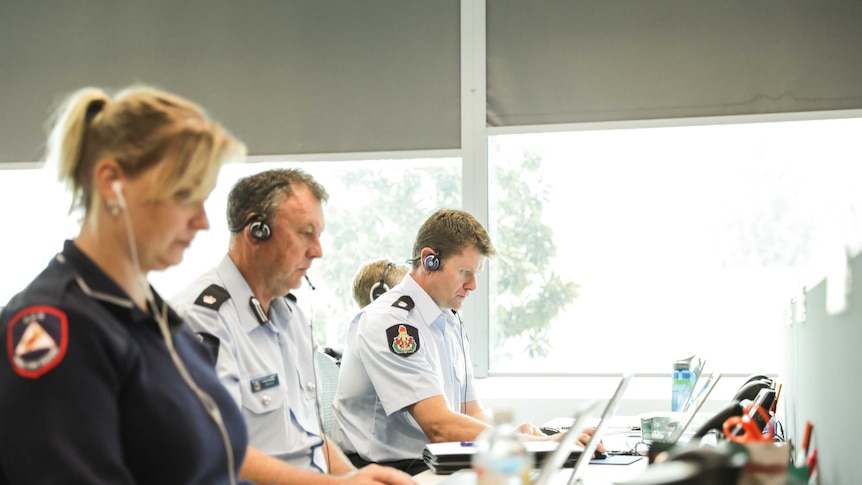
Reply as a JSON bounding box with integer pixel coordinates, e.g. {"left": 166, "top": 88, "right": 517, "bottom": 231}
{"left": 173, "top": 169, "right": 415, "bottom": 485}
{"left": 351, "top": 259, "right": 410, "bottom": 309}
{"left": 331, "top": 209, "right": 594, "bottom": 475}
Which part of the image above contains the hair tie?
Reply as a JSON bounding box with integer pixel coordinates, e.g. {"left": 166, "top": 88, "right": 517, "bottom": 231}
{"left": 84, "top": 99, "right": 107, "bottom": 125}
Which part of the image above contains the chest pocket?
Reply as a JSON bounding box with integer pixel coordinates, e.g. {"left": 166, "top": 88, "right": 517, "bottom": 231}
{"left": 240, "top": 372, "right": 289, "bottom": 452}
{"left": 240, "top": 372, "right": 286, "bottom": 415}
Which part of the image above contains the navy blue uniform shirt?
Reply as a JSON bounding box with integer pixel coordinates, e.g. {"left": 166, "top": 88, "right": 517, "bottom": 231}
{"left": 0, "top": 241, "right": 250, "bottom": 484}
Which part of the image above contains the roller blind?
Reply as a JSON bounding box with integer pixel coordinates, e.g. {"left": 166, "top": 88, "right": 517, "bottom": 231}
{"left": 486, "top": 0, "right": 862, "bottom": 126}
{"left": 0, "top": 0, "right": 460, "bottom": 163}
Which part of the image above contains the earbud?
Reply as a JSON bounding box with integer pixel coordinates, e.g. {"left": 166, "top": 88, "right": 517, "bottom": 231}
{"left": 111, "top": 180, "right": 126, "bottom": 212}
{"left": 423, "top": 253, "right": 440, "bottom": 271}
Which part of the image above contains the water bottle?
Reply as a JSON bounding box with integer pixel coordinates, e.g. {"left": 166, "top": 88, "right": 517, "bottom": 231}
{"left": 671, "top": 359, "right": 694, "bottom": 412}
{"left": 472, "top": 409, "right": 531, "bottom": 485}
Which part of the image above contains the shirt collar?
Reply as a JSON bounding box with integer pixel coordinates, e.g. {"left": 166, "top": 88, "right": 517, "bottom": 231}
{"left": 217, "top": 254, "right": 292, "bottom": 334}
{"left": 61, "top": 240, "right": 183, "bottom": 331}
{"left": 400, "top": 274, "right": 453, "bottom": 330}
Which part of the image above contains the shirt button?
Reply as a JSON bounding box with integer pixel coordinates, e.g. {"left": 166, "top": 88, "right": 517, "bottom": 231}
{"left": 261, "top": 394, "right": 271, "bottom": 406}
{"left": 306, "top": 381, "right": 316, "bottom": 391}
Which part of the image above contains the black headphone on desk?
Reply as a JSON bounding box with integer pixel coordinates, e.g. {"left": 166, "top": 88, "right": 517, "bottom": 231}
{"left": 230, "top": 213, "right": 271, "bottom": 241}
{"left": 369, "top": 262, "right": 396, "bottom": 302}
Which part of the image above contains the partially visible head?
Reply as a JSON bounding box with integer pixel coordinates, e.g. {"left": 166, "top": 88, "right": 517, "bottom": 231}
{"left": 411, "top": 209, "right": 496, "bottom": 310}
{"left": 227, "top": 168, "right": 329, "bottom": 294}
{"left": 411, "top": 209, "right": 496, "bottom": 270}
{"left": 227, "top": 168, "right": 328, "bottom": 238}
{"left": 46, "top": 85, "right": 246, "bottom": 271}
{"left": 352, "top": 259, "right": 410, "bottom": 308}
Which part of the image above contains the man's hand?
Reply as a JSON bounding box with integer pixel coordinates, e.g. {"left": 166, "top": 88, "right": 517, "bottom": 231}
{"left": 517, "top": 421, "right": 547, "bottom": 437}
{"left": 337, "top": 464, "right": 418, "bottom": 484}
{"left": 546, "top": 427, "right": 607, "bottom": 454}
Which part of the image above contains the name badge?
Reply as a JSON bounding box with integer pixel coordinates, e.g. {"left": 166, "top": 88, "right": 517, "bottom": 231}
{"left": 250, "top": 373, "right": 280, "bottom": 393}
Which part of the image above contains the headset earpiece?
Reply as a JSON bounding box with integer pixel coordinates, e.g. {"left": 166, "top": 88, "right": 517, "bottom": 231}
{"left": 369, "top": 262, "right": 396, "bottom": 302}
{"left": 369, "top": 281, "right": 389, "bottom": 302}
{"left": 231, "top": 213, "right": 272, "bottom": 241}
{"left": 423, "top": 253, "right": 440, "bottom": 271}
{"left": 248, "top": 219, "right": 272, "bottom": 241}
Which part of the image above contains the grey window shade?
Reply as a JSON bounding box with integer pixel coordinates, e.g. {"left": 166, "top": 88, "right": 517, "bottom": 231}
{"left": 486, "top": 0, "right": 862, "bottom": 127}
{"left": 0, "top": 1, "right": 460, "bottom": 164}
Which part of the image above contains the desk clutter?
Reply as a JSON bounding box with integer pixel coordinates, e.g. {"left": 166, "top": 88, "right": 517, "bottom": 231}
{"left": 618, "top": 373, "right": 816, "bottom": 485}
{"left": 423, "top": 371, "right": 820, "bottom": 484}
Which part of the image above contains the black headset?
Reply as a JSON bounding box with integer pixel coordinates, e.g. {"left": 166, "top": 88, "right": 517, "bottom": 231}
{"left": 369, "top": 262, "right": 396, "bottom": 302}
{"left": 230, "top": 213, "right": 271, "bottom": 241}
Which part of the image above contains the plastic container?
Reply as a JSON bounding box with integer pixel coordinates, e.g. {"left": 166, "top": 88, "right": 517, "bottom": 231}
{"left": 472, "top": 409, "right": 531, "bottom": 485}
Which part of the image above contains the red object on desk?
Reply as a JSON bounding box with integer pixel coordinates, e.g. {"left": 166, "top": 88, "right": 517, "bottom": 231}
{"left": 806, "top": 448, "right": 818, "bottom": 478}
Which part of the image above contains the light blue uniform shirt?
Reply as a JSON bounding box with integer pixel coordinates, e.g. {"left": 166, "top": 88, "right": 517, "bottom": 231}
{"left": 172, "top": 255, "right": 327, "bottom": 473}
{"left": 331, "top": 274, "right": 477, "bottom": 462}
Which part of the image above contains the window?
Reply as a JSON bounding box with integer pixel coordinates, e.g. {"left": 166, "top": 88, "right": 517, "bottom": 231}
{"left": 0, "top": 158, "right": 461, "bottom": 349}
{"left": 486, "top": 117, "right": 862, "bottom": 375}
{"left": 0, "top": 168, "right": 79, "bottom": 307}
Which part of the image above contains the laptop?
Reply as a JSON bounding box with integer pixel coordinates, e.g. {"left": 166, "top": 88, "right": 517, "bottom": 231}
{"left": 557, "top": 372, "right": 633, "bottom": 485}
{"left": 438, "top": 373, "right": 633, "bottom": 485}
{"left": 664, "top": 372, "right": 723, "bottom": 445}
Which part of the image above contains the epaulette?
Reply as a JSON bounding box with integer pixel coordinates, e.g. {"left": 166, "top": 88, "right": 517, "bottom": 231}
{"left": 391, "top": 295, "right": 415, "bottom": 311}
{"left": 285, "top": 293, "right": 297, "bottom": 303}
{"left": 197, "top": 332, "right": 220, "bottom": 363}
{"left": 193, "top": 284, "right": 231, "bottom": 311}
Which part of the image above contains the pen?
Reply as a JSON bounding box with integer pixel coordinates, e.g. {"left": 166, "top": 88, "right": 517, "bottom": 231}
{"left": 795, "top": 420, "right": 812, "bottom": 464}
{"left": 802, "top": 421, "right": 813, "bottom": 457}
{"left": 461, "top": 441, "right": 474, "bottom": 447}
{"left": 806, "top": 448, "right": 818, "bottom": 479}
{"left": 802, "top": 421, "right": 812, "bottom": 451}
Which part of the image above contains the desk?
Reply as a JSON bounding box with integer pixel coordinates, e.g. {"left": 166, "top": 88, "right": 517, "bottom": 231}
{"left": 414, "top": 460, "right": 648, "bottom": 484}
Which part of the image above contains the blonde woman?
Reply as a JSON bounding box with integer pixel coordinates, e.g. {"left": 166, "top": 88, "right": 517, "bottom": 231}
{"left": 0, "top": 86, "right": 249, "bottom": 484}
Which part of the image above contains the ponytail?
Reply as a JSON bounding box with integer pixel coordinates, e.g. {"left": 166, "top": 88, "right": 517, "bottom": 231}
{"left": 45, "top": 87, "right": 110, "bottom": 212}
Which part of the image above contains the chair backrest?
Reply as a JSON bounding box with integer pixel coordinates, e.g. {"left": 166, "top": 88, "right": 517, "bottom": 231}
{"left": 316, "top": 350, "right": 340, "bottom": 435}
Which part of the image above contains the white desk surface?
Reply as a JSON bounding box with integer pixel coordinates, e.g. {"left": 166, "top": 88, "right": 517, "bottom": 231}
{"left": 414, "top": 460, "right": 648, "bottom": 485}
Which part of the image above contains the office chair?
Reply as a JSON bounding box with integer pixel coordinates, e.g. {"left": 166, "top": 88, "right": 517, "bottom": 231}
{"left": 316, "top": 350, "right": 340, "bottom": 435}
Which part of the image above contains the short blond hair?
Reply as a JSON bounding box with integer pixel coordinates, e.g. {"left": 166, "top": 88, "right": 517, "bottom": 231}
{"left": 46, "top": 85, "right": 246, "bottom": 213}
{"left": 352, "top": 259, "right": 410, "bottom": 308}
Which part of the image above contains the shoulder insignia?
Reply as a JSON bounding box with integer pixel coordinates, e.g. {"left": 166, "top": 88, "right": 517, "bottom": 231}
{"left": 391, "top": 295, "right": 415, "bottom": 311}
{"left": 285, "top": 293, "right": 297, "bottom": 303}
{"left": 197, "top": 332, "right": 220, "bottom": 363}
{"left": 194, "top": 284, "right": 231, "bottom": 311}
{"left": 6, "top": 305, "right": 69, "bottom": 378}
{"left": 386, "top": 323, "right": 420, "bottom": 357}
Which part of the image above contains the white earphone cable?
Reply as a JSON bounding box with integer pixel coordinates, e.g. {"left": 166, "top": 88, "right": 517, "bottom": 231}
{"left": 115, "top": 184, "right": 237, "bottom": 485}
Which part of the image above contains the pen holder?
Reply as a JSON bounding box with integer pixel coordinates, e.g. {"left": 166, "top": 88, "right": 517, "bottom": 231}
{"left": 737, "top": 442, "right": 792, "bottom": 485}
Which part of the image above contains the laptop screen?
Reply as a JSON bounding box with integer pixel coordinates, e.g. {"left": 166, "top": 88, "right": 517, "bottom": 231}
{"left": 666, "top": 372, "right": 723, "bottom": 445}
{"left": 558, "top": 373, "right": 633, "bottom": 485}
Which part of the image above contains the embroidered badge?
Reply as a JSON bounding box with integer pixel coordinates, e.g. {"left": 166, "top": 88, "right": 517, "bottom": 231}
{"left": 249, "top": 373, "right": 280, "bottom": 393}
{"left": 386, "top": 324, "right": 420, "bottom": 357}
{"left": 6, "top": 306, "right": 69, "bottom": 378}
